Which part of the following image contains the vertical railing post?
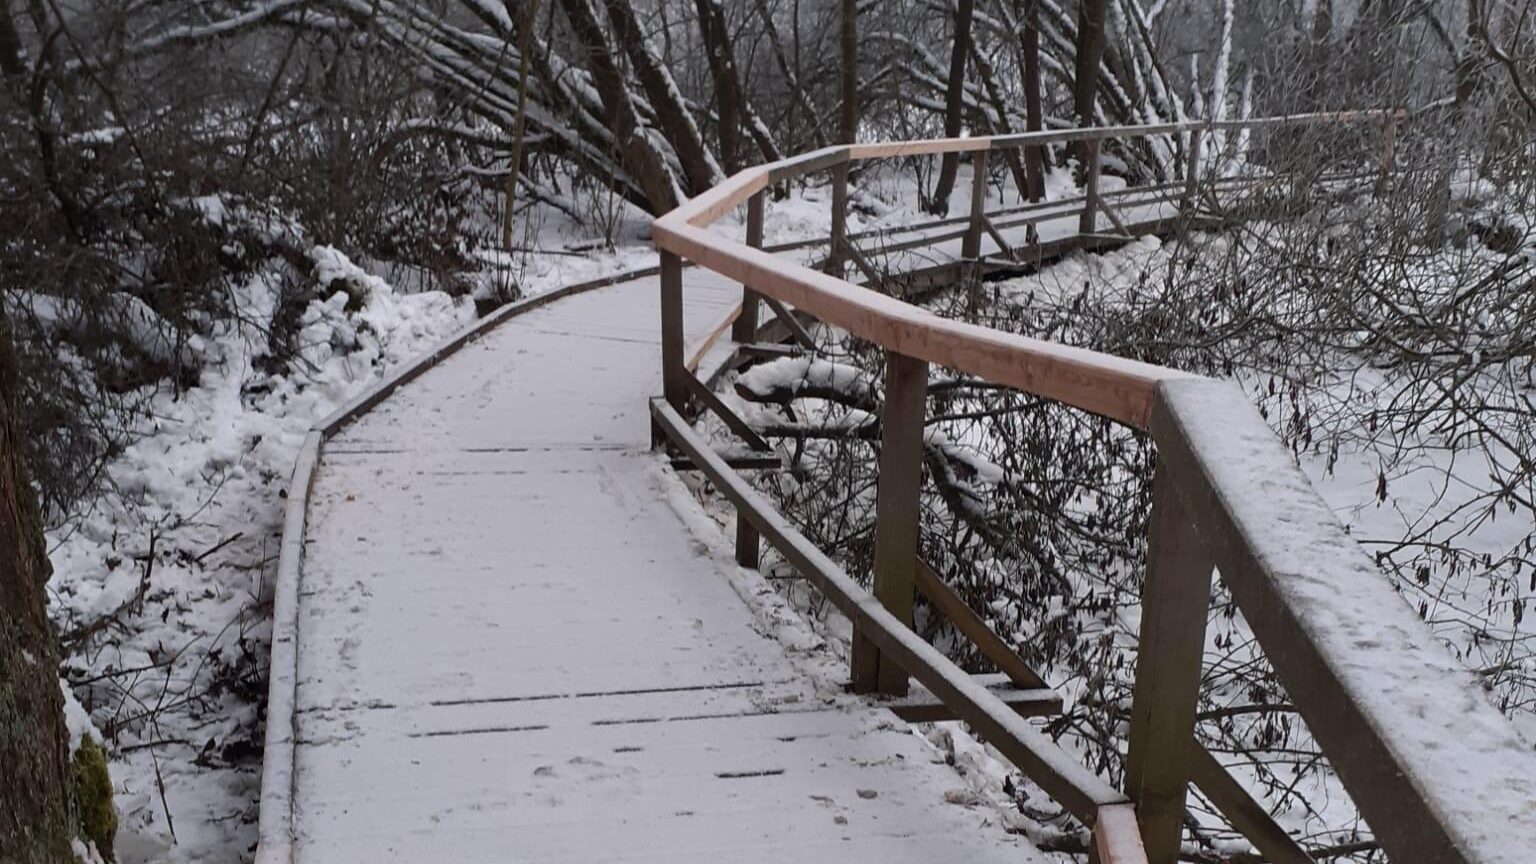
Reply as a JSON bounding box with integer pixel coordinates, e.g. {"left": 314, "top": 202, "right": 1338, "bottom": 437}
{"left": 963, "top": 148, "right": 988, "bottom": 261}
{"left": 732, "top": 192, "right": 765, "bottom": 344}
{"left": 827, "top": 162, "right": 850, "bottom": 279}
{"left": 1079, "top": 137, "right": 1101, "bottom": 235}
{"left": 660, "top": 250, "right": 686, "bottom": 415}
{"left": 1182, "top": 126, "right": 1204, "bottom": 212}
{"left": 1376, "top": 111, "right": 1399, "bottom": 195}
{"left": 1124, "top": 463, "right": 1214, "bottom": 864}
{"left": 851, "top": 351, "right": 927, "bottom": 696}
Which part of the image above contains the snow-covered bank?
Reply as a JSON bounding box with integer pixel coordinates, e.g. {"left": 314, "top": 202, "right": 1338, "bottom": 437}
{"left": 47, "top": 246, "right": 475, "bottom": 863}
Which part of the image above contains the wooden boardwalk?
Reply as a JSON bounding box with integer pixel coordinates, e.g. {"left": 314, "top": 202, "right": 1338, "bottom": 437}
{"left": 261, "top": 117, "right": 1536, "bottom": 864}
{"left": 287, "top": 263, "right": 1049, "bottom": 862}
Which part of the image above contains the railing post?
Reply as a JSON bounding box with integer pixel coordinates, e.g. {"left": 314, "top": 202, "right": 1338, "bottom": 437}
{"left": 660, "top": 250, "right": 686, "bottom": 414}
{"left": 963, "top": 148, "right": 988, "bottom": 260}
{"left": 1079, "top": 137, "right": 1101, "bottom": 235}
{"left": 732, "top": 192, "right": 765, "bottom": 344}
{"left": 1124, "top": 463, "right": 1214, "bottom": 864}
{"left": 851, "top": 350, "right": 927, "bottom": 696}
{"left": 1376, "top": 112, "right": 1399, "bottom": 195}
{"left": 827, "top": 162, "right": 849, "bottom": 279}
{"left": 1182, "top": 127, "right": 1204, "bottom": 212}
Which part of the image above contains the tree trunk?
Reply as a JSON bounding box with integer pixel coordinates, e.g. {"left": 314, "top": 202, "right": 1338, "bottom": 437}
{"left": 0, "top": 310, "right": 77, "bottom": 864}
{"left": 1072, "top": 0, "right": 1110, "bottom": 167}
{"left": 556, "top": 0, "right": 680, "bottom": 213}
{"left": 839, "top": 0, "right": 857, "bottom": 143}
{"left": 751, "top": 0, "right": 828, "bottom": 149}
{"left": 1021, "top": 0, "right": 1045, "bottom": 200}
{"left": 694, "top": 0, "right": 744, "bottom": 172}
{"left": 603, "top": 0, "right": 721, "bottom": 194}
{"left": 929, "top": 0, "right": 977, "bottom": 214}
{"left": 1072, "top": 0, "right": 1110, "bottom": 130}
{"left": 500, "top": 0, "right": 542, "bottom": 250}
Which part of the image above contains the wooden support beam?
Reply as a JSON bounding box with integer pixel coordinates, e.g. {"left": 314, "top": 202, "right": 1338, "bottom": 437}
{"left": 659, "top": 250, "right": 687, "bottom": 417}
{"left": 827, "top": 162, "right": 850, "bottom": 278}
{"left": 669, "top": 452, "right": 784, "bottom": 472}
{"left": 1376, "top": 113, "right": 1398, "bottom": 196}
{"left": 736, "top": 343, "right": 803, "bottom": 364}
{"left": 1123, "top": 463, "right": 1214, "bottom": 864}
{"left": 852, "top": 351, "right": 928, "bottom": 696}
{"left": 980, "top": 215, "right": 1016, "bottom": 261}
{"left": 683, "top": 372, "right": 771, "bottom": 452}
{"left": 963, "top": 149, "right": 988, "bottom": 260}
{"left": 1079, "top": 138, "right": 1102, "bottom": 235}
{"left": 1094, "top": 804, "right": 1151, "bottom": 864}
{"left": 651, "top": 399, "right": 1132, "bottom": 825}
{"left": 913, "top": 558, "right": 1048, "bottom": 689}
{"left": 883, "top": 673, "right": 1061, "bottom": 722}
{"left": 733, "top": 193, "right": 765, "bottom": 343}
{"left": 760, "top": 295, "right": 818, "bottom": 350}
{"left": 1189, "top": 744, "right": 1316, "bottom": 864}
{"left": 842, "top": 238, "right": 885, "bottom": 288}
{"left": 1182, "top": 127, "right": 1204, "bottom": 212}
{"left": 1098, "top": 197, "right": 1130, "bottom": 235}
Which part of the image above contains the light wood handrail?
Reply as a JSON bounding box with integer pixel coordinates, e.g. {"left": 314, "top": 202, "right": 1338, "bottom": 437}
{"left": 655, "top": 111, "right": 1398, "bottom": 427}
{"left": 652, "top": 110, "right": 1536, "bottom": 864}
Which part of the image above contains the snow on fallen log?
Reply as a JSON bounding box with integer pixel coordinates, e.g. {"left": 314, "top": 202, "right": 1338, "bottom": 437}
{"left": 735, "top": 356, "right": 877, "bottom": 410}
{"left": 4, "top": 290, "right": 203, "bottom": 367}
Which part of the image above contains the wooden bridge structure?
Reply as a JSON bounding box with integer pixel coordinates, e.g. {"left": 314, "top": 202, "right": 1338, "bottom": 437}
{"left": 256, "top": 114, "right": 1536, "bottom": 864}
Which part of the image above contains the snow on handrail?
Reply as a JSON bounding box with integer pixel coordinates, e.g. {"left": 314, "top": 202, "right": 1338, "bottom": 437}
{"left": 654, "top": 111, "right": 1399, "bottom": 428}
{"left": 652, "top": 110, "right": 1536, "bottom": 864}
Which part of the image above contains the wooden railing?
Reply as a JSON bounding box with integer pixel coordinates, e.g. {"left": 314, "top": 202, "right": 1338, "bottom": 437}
{"left": 650, "top": 114, "right": 1536, "bottom": 864}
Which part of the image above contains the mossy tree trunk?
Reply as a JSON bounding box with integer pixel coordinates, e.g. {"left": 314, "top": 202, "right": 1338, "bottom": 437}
{"left": 0, "top": 307, "right": 78, "bottom": 864}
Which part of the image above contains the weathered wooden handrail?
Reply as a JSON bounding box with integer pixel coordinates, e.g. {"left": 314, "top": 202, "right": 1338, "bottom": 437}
{"left": 651, "top": 112, "right": 1536, "bottom": 864}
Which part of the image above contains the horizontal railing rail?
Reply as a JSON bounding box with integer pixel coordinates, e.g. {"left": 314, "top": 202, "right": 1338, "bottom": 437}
{"left": 650, "top": 112, "right": 1536, "bottom": 864}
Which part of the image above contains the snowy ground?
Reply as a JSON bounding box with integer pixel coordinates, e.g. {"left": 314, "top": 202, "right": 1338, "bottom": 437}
{"left": 44, "top": 239, "right": 484, "bottom": 862}
{"left": 40, "top": 166, "right": 971, "bottom": 864}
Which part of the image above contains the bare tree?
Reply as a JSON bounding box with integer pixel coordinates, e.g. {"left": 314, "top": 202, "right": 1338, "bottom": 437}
{"left": 928, "top": 0, "right": 978, "bottom": 213}
{"left": 0, "top": 314, "right": 83, "bottom": 864}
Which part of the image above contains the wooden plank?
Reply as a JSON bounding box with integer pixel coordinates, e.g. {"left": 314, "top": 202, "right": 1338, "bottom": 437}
{"left": 827, "top": 162, "right": 850, "bottom": 278}
{"left": 1093, "top": 803, "right": 1150, "bottom": 864}
{"left": 1098, "top": 197, "right": 1130, "bottom": 235}
{"left": 766, "top": 145, "right": 849, "bottom": 183}
{"left": 856, "top": 351, "right": 928, "bottom": 696}
{"left": 674, "top": 165, "right": 772, "bottom": 227}
{"left": 842, "top": 238, "right": 885, "bottom": 289}
{"left": 759, "top": 295, "right": 818, "bottom": 350}
{"left": 685, "top": 303, "right": 741, "bottom": 374}
{"left": 1150, "top": 378, "right": 1536, "bottom": 864}
{"left": 913, "top": 558, "right": 1049, "bottom": 689}
{"left": 1182, "top": 127, "right": 1203, "bottom": 211}
{"left": 736, "top": 342, "right": 803, "bottom": 363}
{"left": 314, "top": 264, "right": 663, "bottom": 437}
{"left": 1376, "top": 113, "right": 1398, "bottom": 195}
{"left": 669, "top": 452, "right": 785, "bottom": 472}
{"left": 1123, "top": 463, "right": 1213, "bottom": 864}
{"left": 980, "top": 216, "right": 1016, "bottom": 260}
{"left": 683, "top": 373, "right": 772, "bottom": 452}
{"left": 1188, "top": 744, "right": 1315, "bottom": 864}
{"left": 654, "top": 111, "right": 1398, "bottom": 239}
{"left": 732, "top": 192, "right": 765, "bottom": 343}
{"left": 660, "top": 251, "right": 686, "bottom": 414}
{"left": 652, "top": 220, "right": 1182, "bottom": 428}
{"left": 651, "top": 400, "right": 1130, "bottom": 824}
{"left": 254, "top": 430, "right": 321, "bottom": 864}
{"left": 883, "top": 673, "right": 1061, "bottom": 722}
{"left": 1079, "top": 138, "right": 1101, "bottom": 235}
{"left": 963, "top": 149, "right": 988, "bottom": 260}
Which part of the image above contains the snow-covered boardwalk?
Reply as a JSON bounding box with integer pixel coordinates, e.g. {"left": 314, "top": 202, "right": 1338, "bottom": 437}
{"left": 284, "top": 263, "right": 1048, "bottom": 862}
